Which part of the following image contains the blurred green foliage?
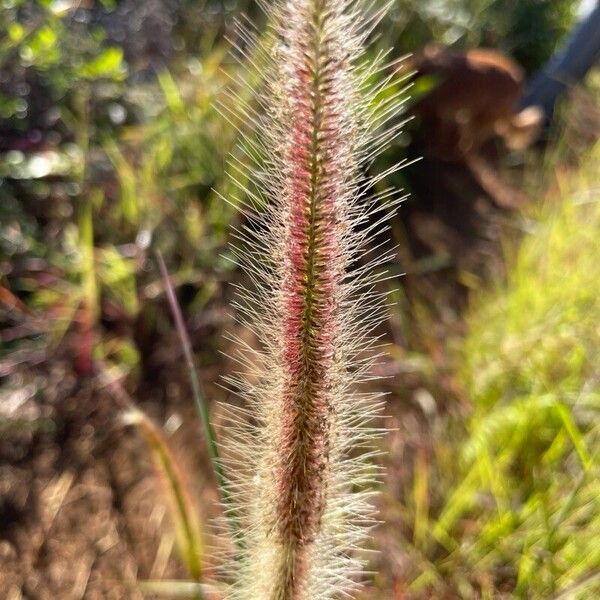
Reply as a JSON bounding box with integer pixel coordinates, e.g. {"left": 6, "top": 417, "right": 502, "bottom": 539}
{"left": 0, "top": 0, "right": 126, "bottom": 134}
{"left": 458, "top": 142, "right": 600, "bottom": 597}
{"left": 1, "top": 1, "right": 246, "bottom": 375}
{"left": 484, "top": 0, "right": 576, "bottom": 73}
{"left": 395, "top": 140, "right": 600, "bottom": 598}
{"left": 1, "top": 0, "right": 576, "bottom": 374}
{"left": 384, "top": 0, "right": 575, "bottom": 72}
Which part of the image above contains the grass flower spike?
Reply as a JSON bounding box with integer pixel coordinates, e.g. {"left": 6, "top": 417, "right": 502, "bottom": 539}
{"left": 222, "top": 1, "right": 408, "bottom": 598}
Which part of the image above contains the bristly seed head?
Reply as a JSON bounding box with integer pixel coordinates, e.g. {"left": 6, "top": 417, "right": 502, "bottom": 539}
{"left": 219, "top": 1, "right": 409, "bottom": 598}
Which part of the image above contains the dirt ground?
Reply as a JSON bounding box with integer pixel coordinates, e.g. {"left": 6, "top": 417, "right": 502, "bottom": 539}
{"left": 0, "top": 347, "right": 230, "bottom": 599}
{"left": 0, "top": 357, "right": 443, "bottom": 599}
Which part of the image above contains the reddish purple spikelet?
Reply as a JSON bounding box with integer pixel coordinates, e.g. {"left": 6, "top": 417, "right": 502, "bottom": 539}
{"left": 221, "top": 1, "right": 408, "bottom": 598}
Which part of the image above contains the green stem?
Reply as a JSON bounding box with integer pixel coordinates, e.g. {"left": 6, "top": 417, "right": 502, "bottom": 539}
{"left": 156, "top": 251, "right": 243, "bottom": 551}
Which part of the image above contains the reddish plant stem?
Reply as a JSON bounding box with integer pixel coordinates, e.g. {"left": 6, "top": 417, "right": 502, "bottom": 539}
{"left": 273, "top": 1, "right": 348, "bottom": 596}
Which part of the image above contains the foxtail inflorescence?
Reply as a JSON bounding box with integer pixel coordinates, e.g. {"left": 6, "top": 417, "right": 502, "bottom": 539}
{"left": 220, "top": 1, "right": 409, "bottom": 598}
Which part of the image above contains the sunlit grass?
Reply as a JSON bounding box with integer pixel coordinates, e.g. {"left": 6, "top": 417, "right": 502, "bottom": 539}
{"left": 399, "top": 140, "right": 600, "bottom": 598}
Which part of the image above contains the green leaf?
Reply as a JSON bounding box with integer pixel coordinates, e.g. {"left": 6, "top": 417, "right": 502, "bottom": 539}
{"left": 158, "top": 69, "right": 185, "bottom": 114}
{"left": 123, "top": 408, "right": 204, "bottom": 583}
{"left": 8, "top": 22, "right": 24, "bottom": 43}
{"left": 79, "top": 47, "right": 126, "bottom": 81}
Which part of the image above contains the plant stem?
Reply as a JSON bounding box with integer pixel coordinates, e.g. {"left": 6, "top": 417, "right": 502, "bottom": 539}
{"left": 156, "top": 251, "right": 243, "bottom": 550}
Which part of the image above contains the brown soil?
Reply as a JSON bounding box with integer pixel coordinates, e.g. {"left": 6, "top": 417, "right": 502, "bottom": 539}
{"left": 0, "top": 351, "right": 225, "bottom": 600}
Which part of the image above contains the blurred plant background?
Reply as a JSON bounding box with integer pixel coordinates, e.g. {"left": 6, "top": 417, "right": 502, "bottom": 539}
{"left": 1, "top": 1, "right": 599, "bottom": 599}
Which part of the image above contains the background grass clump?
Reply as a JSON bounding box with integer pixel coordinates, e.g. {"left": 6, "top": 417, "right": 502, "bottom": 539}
{"left": 408, "top": 140, "right": 600, "bottom": 599}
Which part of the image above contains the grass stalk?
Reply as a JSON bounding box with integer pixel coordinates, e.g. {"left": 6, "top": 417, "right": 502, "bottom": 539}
{"left": 123, "top": 408, "right": 204, "bottom": 587}
{"left": 220, "top": 1, "right": 408, "bottom": 597}
{"left": 156, "top": 251, "right": 243, "bottom": 549}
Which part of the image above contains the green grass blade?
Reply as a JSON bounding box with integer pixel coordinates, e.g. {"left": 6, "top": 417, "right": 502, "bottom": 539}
{"left": 156, "top": 251, "right": 242, "bottom": 549}
{"left": 123, "top": 408, "right": 204, "bottom": 585}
